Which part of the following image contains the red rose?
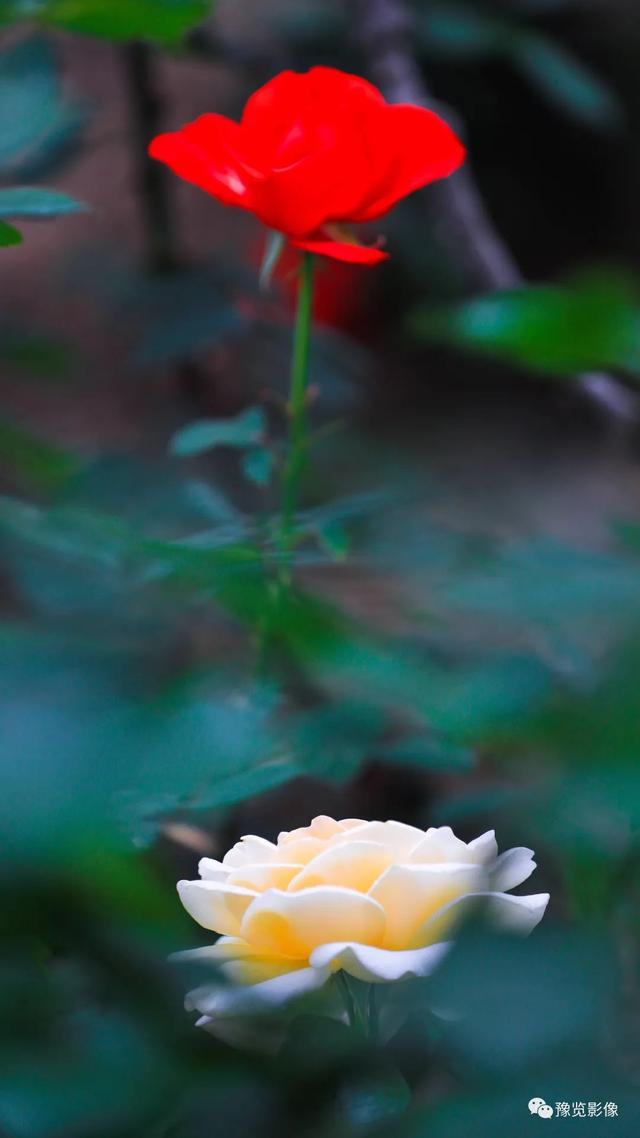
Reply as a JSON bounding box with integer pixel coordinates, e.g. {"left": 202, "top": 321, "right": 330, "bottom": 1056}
{"left": 149, "top": 67, "right": 465, "bottom": 266}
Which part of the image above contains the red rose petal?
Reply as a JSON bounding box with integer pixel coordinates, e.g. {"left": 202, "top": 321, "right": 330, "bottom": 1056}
{"left": 351, "top": 104, "right": 466, "bottom": 223}
{"left": 149, "top": 68, "right": 466, "bottom": 267}
{"left": 149, "top": 115, "right": 259, "bottom": 208}
{"left": 292, "top": 234, "right": 389, "bottom": 266}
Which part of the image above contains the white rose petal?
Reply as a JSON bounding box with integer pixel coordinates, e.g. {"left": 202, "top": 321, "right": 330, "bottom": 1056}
{"left": 466, "top": 829, "right": 498, "bottom": 863}
{"left": 272, "top": 836, "right": 328, "bottom": 865}
{"left": 197, "top": 858, "right": 229, "bottom": 882}
{"left": 487, "top": 890, "right": 550, "bottom": 932}
{"left": 309, "top": 940, "right": 451, "bottom": 983}
{"left": 340, "top": 820, "right": 425, "bottom": 856}
{"left": 416, "top": 889, "right": 550, "bottom": 945}
{"left": 177, "top": 880, "right": 258, "bottom": 935}
{"left": 222, "top": 835, "right": 279, "bottom": 868}
{"left": 170, "top": 936, "right": 257, "bottom": 965}
{"left": 226, "top": 863, "right": 303, "bottom": 891}
{"left": 279, "top": 815, "right": 346, "bottom": 843}
{"left": 370, "top": 862, "right": 483, "bottom": 949}
{"left": 408, "top": 826, "right": 472, "bottom": 863}
{"left": 185, "top": 965, "right": 331, "bottom": 1018}
{"left": 490, "top": 847, "right": 536, "bottom": 891}
{"left": 241, "top": 885, "right": 386, "bottom": 956}
{"left": 289, "top": 841, "right": 393, "bottom": 892}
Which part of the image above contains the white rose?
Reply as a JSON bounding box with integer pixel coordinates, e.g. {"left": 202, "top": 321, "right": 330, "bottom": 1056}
{"left": 174, "top": 816, "right": 549, "bottom": 1024}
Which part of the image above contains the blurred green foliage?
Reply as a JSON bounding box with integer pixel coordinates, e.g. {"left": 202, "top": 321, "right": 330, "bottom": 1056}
{"left": 0, "top": 1, "right": 639, "bottom": 1137}
{"left": 170, "top": 407, "right": 266, "bottom": 458}
{"left": 0, "top": 0, "right": 213, "bottom": 45}
{"left": 0, "top": 186, "right": 85, "bottom": 217}
{"left": 0, "top": 38, "right": 86, "bottom": 245}
{"left": 0, "top": 219, "right": 22, "bottom": 245}
{"left": 0, "top": 37, "right": 87, "bottom": 178}
{"left": 0, "top": 419, "right": 79, "bottom": 489}
{"left": 415, "top": 1, "right": 623, "bottom": 128}
{"left": 410, "top": 269, "right": 640, "bottom": 376}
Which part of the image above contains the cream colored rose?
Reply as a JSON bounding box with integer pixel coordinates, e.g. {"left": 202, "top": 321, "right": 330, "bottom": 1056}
{"left": 175, "top": 816, "right": 549, "bottom": 1023}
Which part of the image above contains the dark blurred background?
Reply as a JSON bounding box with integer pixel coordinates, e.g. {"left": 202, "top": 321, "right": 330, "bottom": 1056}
{"left": 1, "top": 2, "right": 640, "bottom": 1136}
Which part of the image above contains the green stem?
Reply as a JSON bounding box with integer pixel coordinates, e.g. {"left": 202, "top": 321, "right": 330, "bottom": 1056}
{"left": 367, "top": 984, "right": 379, "bottom": 1041}
{"left": 256, "top": 254, "right": 314, "bottom": 670}
{"left": 279, "top": 252, "right": 315, "bottom": 570}
{"left": 337, "top": 971, "right": 359, "bottom": 1031}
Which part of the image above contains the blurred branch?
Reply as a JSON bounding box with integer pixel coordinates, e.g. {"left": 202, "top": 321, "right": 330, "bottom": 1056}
{"left": 123, "top": 40, "right": 209, "bottom": 405}
{"left": 351, "top": 0, "right": 639, "bottom": 425}
{"left": 124, "top": 40, "right": 179, "bottom": 274}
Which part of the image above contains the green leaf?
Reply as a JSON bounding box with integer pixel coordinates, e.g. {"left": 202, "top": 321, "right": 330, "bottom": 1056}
{"left": 0, "top": 494, "right": 258, "bottom": 620}
{"left": 170, "top": 406, "right": 266, "bottom": 458}
{"left": 242, "top": 446, "right": 274, "bottom": 488}
{"left": 313, "top": 518, "right": 350, "bottom": 560}
{"left": 428, "top": 928, "right": 609, "bottom": 1072}
{"left": 0, "top": 220, "right": 22, "bottom": 246}
{"left": 35, "top": 0, "right": 210, "bottom": 46}
{"left": 409, "top": 269, "right": 640, "bottom": 376}
{"left": 259, "top": 230, "right": 286, "bottom": 292}
{"left": 292, "top": 702, "right": 386, "bottom": 782}
{"left": 0, "top": 326, "right": 72, "bottom": 377}
{"left": 444, "top": 535, "right": 640, "bottom": 625}
{"left": 182, "top": 478, "right": 241, "bottom": 523}
{"left": 511, "top": 33, "right": 623, "bottom": 129}
{"left": 380, "top": 734, "right": 473, "bottom": 771}
{"left": 315, "top": 637, "right": 551, "bottom": 744}
{"left": 0, "top": 418, "right": 78, "bottom": 490}
{"left": 417, "top": 3, "right": 507, "bottom": 58}
{"left": 0, "top": 185, "right": 86, "bottom": 219}
{"left": 417, "top": 4, "right": 622, "bottom": 131}
{"left": 0, "top": 36, "right": 87, "bottom": 177}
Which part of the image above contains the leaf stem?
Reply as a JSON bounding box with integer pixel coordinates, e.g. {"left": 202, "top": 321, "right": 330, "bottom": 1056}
{"left": 367, "top": 983, "right": 379, "bottom": 1041}
{"left": 337, "top": 971, "right": 359, "bottom": 1031}
{"left": 256, "top": 253, "right": 315, "bottom": 670}
{"left": 279, "top": 251, "right": 315, "bottom": 574}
